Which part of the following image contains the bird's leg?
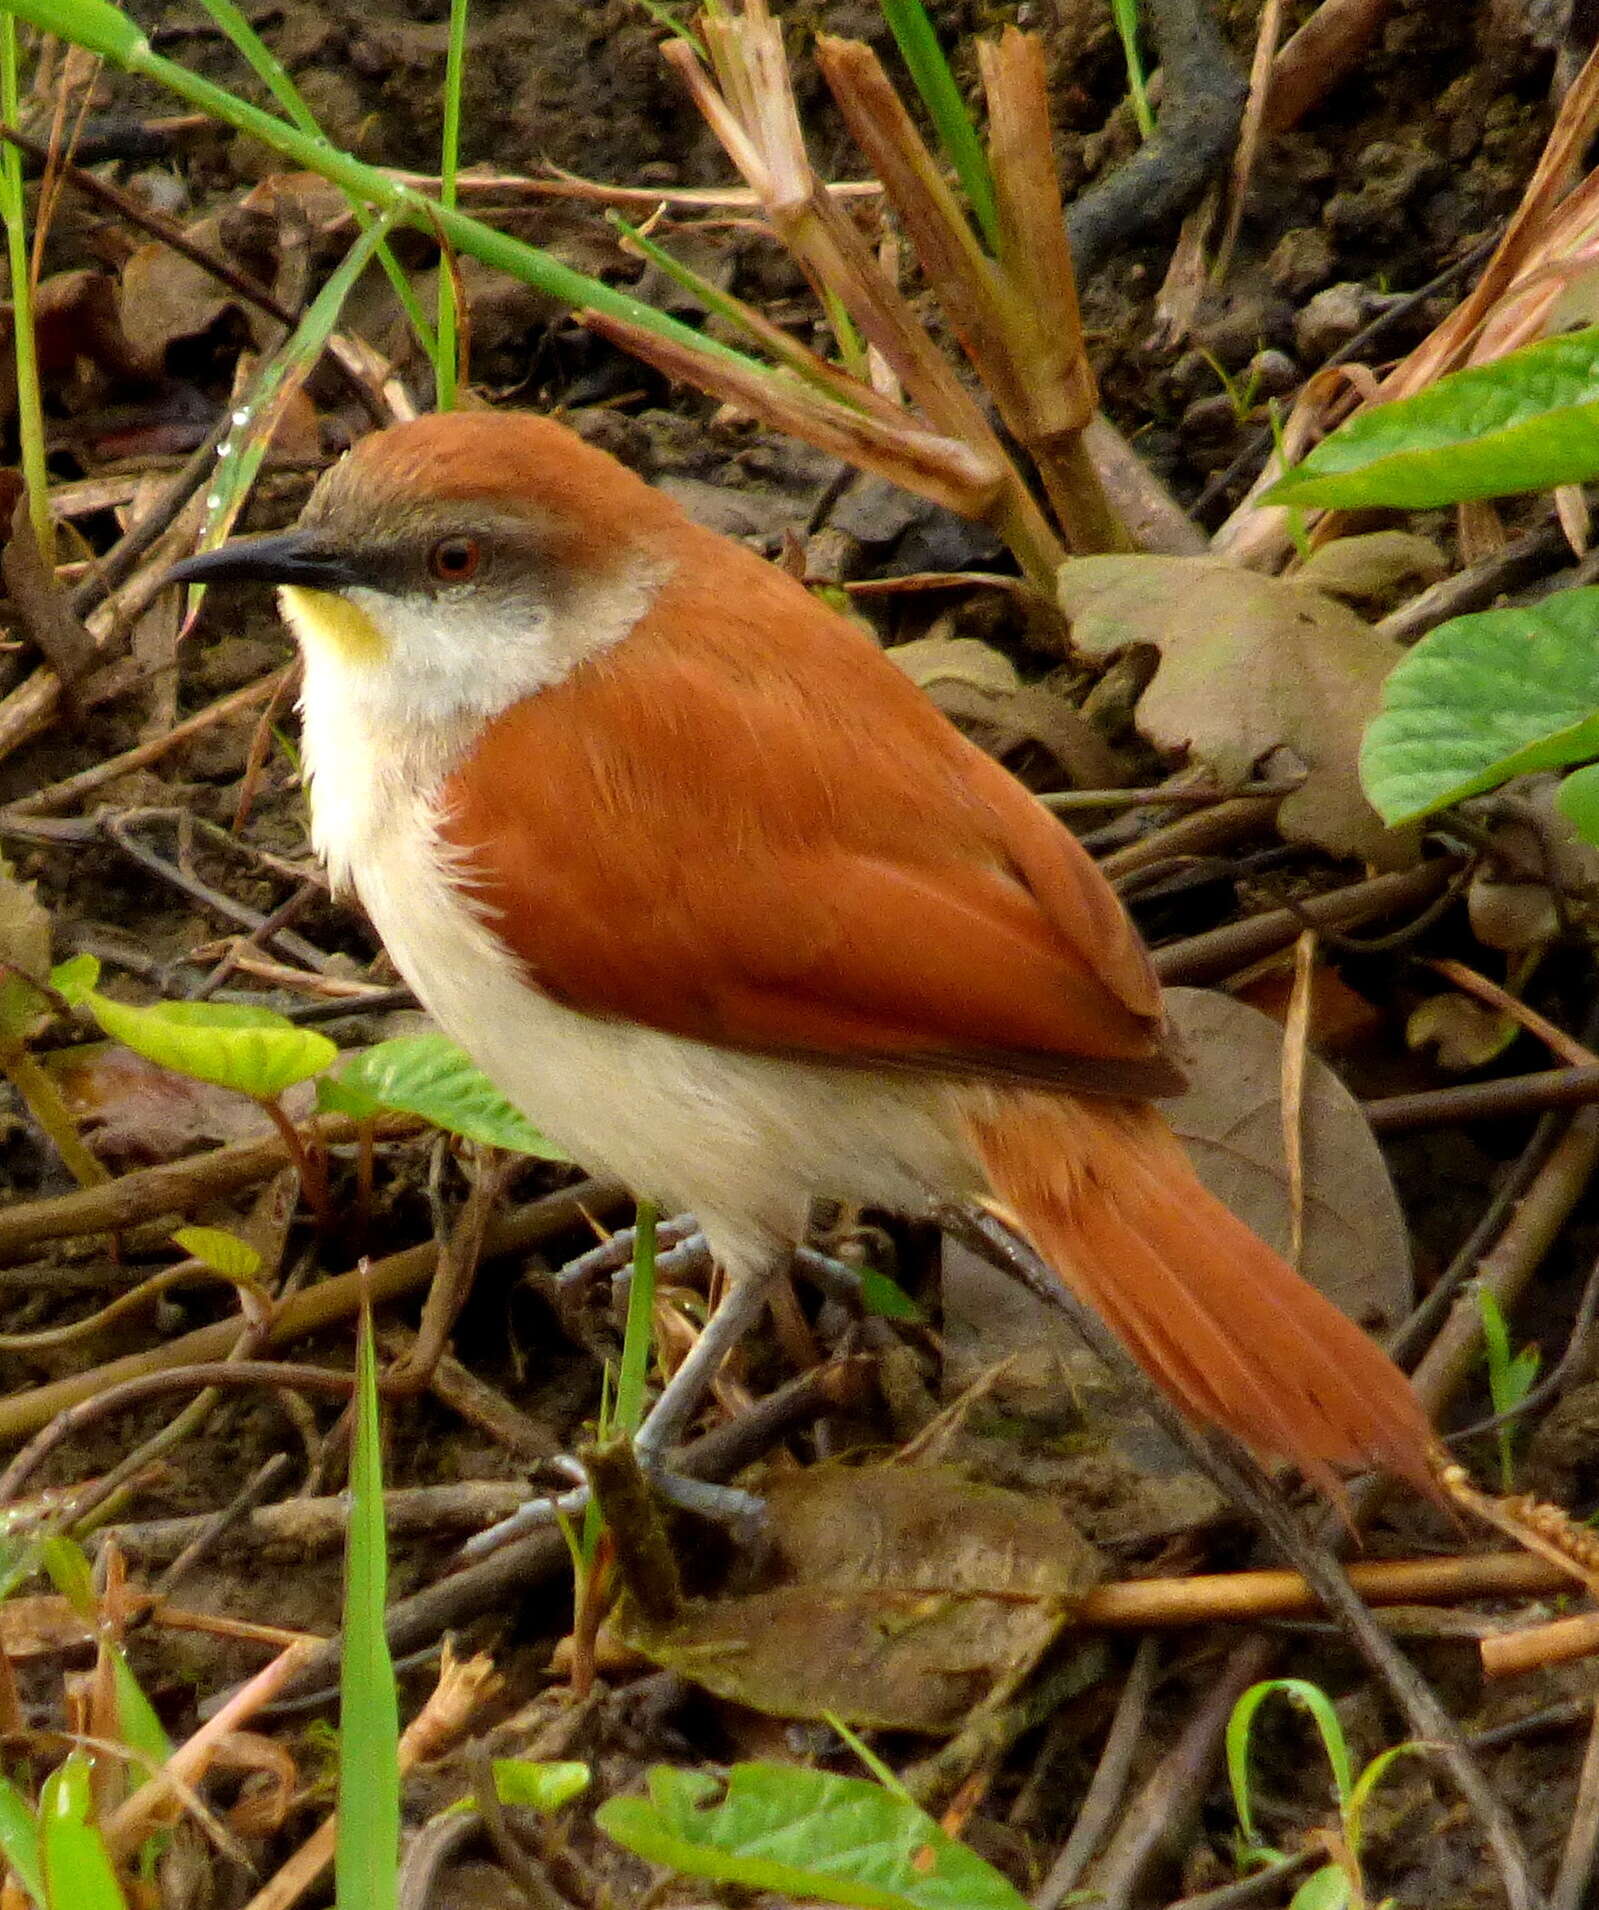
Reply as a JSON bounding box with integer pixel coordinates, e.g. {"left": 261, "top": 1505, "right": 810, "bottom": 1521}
{"left": 634, "top": 1267, "right": 773, "bottom": 1467}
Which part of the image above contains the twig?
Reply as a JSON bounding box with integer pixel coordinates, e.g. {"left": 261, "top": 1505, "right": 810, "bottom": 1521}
{"left": 227, "top": 1355, "right": 876, "bottom": 1713}
{"left": 103, "top": 1480, "right": 535, "bottom": 1566}
{"left": 1366, "top": 1065, "right": 1599, "bottom": 1134}
{"left": 1407, "top": 1109, "right": 1599, "bottom": 1422}
{"left": 1152, "top": 861, "right": 1457, "bottom": 985}
{"left": 940, "top": 1202, "right": 1538, "bottom": 1910}
{"left": 1034, "top": 1638, "right": 1160, "bottom": 1910}
{"left": 2, "top": 668, "right": 289, "bottom": 817}
{"left": 0, "top": 1177, "right": 623, "bottom": 1442}
{"left": 1553, "top": 1703, "right": 1599, "bottom": 1910}
{"left": 1087, "top": 1635, "right": 1276, "bottom": 1910}
{"left": 1422, "top": 956, "right": 1599, "bottom": 1069}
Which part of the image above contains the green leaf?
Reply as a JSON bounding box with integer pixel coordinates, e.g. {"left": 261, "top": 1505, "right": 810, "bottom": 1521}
{"left": 0, "top": 1772, "right": 44, "bottom": 1909}
{"left": 110, "top": 1646, "right": 173, "bottom": 1781}
{"left": 39, "top": 1755, "right": 127, "bottom": 1910}
{"left": 489, "top": 1761, "right": 590, "bottom": 1814}
{"left": 1290, "top": 1867, "right": 1351, "bottom": 1910}
{"left": 859, "top": 1268, "right": 923, "bottom": 1322}
{"left": 1267, "top": 328, "right": 1599, "bottom": 509}
{"left": 323, "top": 1035, "right": 565, "bottom": 1156}
{"left": 335, "top": 1307, "right": 399, "bottom": 1910}
{"left": 38, "top": 1537, "right": 94, "bottom": 1622}
{"left": 1557, "top": 761, "right": 1599, "bottom": 845}
{"left": 1227, "top": 1679, "right": 1355, "bottom": 1849}
{"left": 597, "top": 1763, "right": 1030, "bottom": 1910}
{"left": 171, "top": 1226, "right": 263, "bottom": 1281}
{"left": 1360, "top": 589, "right": 1599, "bottom": 825}
{"left": 48, "top": 954, "right": 98, "bottom": 1006}
{"left": 84, "top": 993, "right": 336, "bottom": 1100}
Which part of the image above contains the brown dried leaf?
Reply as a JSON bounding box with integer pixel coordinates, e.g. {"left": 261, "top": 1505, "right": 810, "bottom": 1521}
{"left": 1164, "top": 988, "right": 1412, "bottom": 1330}
{"left": 47, "top": 1044, "right": 314, "bottom": 1164}
{"left": 1296, "top": 530, "right": 1448, "bottom": 602}
{"left": 885, "top": 634, "right": 1021, "bottom": 696}
{"left": 1059, "top": 552, "right": 1416, "bottom": 865}
{"left": 4, "top": 493, "right": 97, "bottom": 693}
{"left": 0, "top": 854, "right": 49, "bottom": 984}
{"left": 619, "top": 1465, "right": 1103, "bottom": 1730}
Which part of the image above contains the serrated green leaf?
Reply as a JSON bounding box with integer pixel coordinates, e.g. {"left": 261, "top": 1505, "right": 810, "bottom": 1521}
{"left": 1360, "top": 588, "right": 1599, "bottom": 824}
{"left": 328, "top": 1035, "right": 565, "bottom": 1156}
{"left": 171, "top": 1226, "right": 263, "bottom": 1281}
{"left": 597, "top": 1764, "right": 1029, "bottom": 1910}
{"left": 48, "top": 954, "right": 99, "bottom": 1006}
{"left": 0, "top": 1772, "right": 43, "bottom": 1909}
{"left": 84, "top": 993, "right": 336, "bottom": 1099}
{"left": 39, "top": 1755, "right": 127, "bottom": 1910}
{"left": 1268, "top": 328, "right": 1599, "bottom": 509}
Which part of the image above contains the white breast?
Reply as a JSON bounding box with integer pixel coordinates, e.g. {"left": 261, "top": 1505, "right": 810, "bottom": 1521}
{"left": 296, "top": 647, "right": 975, "bottom": 1281}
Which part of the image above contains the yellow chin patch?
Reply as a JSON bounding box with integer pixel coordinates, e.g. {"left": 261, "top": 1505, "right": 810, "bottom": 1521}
{"left": 278, "top": 585, "right": 387, "bottom": 665}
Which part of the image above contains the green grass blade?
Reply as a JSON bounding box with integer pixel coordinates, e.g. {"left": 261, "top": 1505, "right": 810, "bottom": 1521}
{"left": 0, "top": 19, "right": 49, "bottom": 555}
{"left": 435, "top": 0, "right": 469, "bottom": 408}
{"left": 7, "top": 0, "right": 750, "bottom": 376}
{"left": 194, "top": 208, "right": 401, "bottom": 559}
{"left": 0, "top": 1773, "right": 44, "bottom": 1909}
{"left": 192, "top": 0, "right": 437, "bottom": 360}
{"left": 1108, "top": 0, "right": 1155, "bottom": 140}
{"left": 613, "top": 1200, "right": 658, "bottom": 1439}
{"left": 39, "top": 1755, "right": 127, "bottom": 1910}
{"left": 878, "top": 0, "right": 999, "bottom": 252}
{"left": 335, "top": 1305, "right": 400, "bottom": 1910}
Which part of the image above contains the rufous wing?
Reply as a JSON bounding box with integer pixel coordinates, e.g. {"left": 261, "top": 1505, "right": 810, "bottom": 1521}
{"left": 437, "top": 535, "right": 1185, "bottom": 1099}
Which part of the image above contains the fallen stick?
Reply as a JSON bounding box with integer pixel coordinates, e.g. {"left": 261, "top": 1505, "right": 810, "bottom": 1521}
{"left": 0, "top": 1177, "right": 622, "bottom": 1443}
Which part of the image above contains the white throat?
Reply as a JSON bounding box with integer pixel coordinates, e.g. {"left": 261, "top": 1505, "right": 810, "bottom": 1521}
{"left": 282, "top": 553, "right": 665, "bottom": 892}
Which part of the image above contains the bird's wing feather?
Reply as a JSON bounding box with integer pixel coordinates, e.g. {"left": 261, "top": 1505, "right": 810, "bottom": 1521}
{"left": 437, "top": 547, "right": 1185, "bottom": 1098}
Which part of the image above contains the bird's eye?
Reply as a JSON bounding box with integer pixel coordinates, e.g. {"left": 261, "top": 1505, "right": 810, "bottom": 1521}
{"left": 428, "top": 535, "right": 482, "bottom": 584}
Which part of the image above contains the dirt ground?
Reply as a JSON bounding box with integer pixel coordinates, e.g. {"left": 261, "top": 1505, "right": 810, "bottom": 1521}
{"left": 2, "top": 0, "right": 1598, "bottom": 1906}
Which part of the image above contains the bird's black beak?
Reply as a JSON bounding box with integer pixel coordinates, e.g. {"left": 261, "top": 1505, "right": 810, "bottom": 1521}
{"left": 165, "top": 530, "right": 364, "bottom": 592}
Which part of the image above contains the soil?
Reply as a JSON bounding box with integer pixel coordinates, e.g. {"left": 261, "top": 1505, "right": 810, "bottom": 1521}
{"left": 0, "top": 1, "right": 1595, "bottom": 1906}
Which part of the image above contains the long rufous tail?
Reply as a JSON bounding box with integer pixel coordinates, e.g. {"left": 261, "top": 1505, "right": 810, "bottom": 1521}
{"left": 964, "top": 1095, "right": 1435, "bottom": 1497}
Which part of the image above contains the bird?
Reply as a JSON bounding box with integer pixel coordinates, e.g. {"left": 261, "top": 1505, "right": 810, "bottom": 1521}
{"left": 167, "top": 409, "right": 1434, "bottom": 1498}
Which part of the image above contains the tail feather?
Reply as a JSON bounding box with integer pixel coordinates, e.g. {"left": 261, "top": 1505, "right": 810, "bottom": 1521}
{"left": 965, "top": 1095, "right": 1435, "bottom": 1497}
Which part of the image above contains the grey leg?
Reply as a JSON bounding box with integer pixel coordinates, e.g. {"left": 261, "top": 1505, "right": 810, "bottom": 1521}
{"left": 634, "top": 1270, "right": 773, "bottom": 1466}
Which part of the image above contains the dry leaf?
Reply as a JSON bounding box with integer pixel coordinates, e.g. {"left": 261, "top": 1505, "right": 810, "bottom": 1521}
{"left": 1407, "top": 994, "right": 1519, "bottom": 1071}
{"left": 0, "top": 854, "right": 49, "bottom": 984}
{"left": 1059, "top": 552, "right": 1416, "bottom": 865}
{"left": 4, "top": 492, "right": 97, "bottom": 695}
{"left": 48, "top": 1044, "right": 314, "bottom": 1164}
{"left": 617, "top": 1466, "right": 1103, "bottom": 1730}
{"left": 1296, "top": 529, "right": 1448, "bottom": 602}
{"left": 885, "top": 634, "right": 1021, "bottom": 697}
{"left": 1164, "top": 989, "right": 1412, "bottom": 1330}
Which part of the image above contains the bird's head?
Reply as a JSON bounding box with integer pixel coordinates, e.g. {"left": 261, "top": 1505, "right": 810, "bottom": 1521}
{"left": 167, "top": 412, "right": 679, "bottom": 728}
